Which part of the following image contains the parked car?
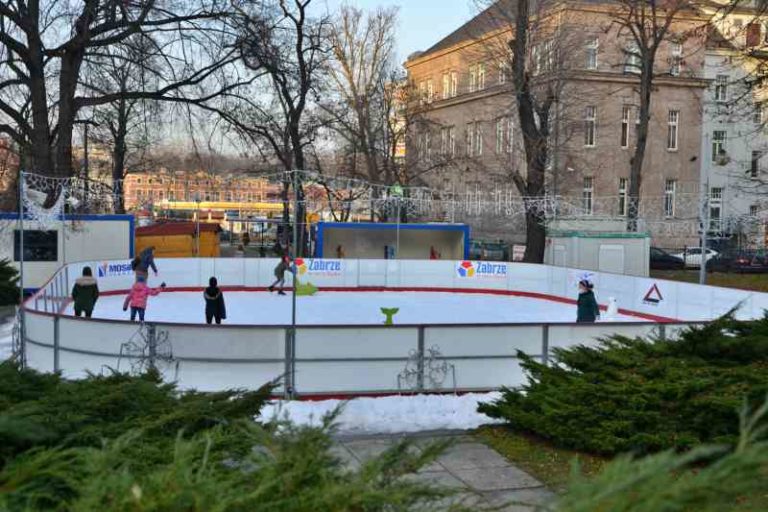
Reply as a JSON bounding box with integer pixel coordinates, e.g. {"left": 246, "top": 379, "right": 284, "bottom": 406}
{"left": 706, "top": 249, "right": 768, "bottom": 273}
{"left": 672, "top": 247, "right": 719, "bottom": 268}
{"left": 650, "top": 247, "right": 685, "bottom": 270}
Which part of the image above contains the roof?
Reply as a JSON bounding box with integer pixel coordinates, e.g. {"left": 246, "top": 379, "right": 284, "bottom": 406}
{"left": 418, "top": 1, "right": 515, "bottom": 57}
{"left": 136, "top": 222, "right": 221, "bottom": 237}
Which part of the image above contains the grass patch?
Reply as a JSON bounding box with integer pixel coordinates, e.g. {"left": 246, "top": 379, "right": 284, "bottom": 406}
{"left": 651, "top": 270, "right": 768, "bottom": 292}
{"left": 474, "top": 426, "right": 607, "bottom": 490}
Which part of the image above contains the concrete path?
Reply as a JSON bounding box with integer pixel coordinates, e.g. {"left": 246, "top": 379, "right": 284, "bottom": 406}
{"left": 333, "top": 431, "right": 554, "bottom": 511}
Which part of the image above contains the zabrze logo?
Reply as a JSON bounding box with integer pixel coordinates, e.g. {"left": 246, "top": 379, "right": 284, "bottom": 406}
{"left": 294, "top": 258, "right": 342, "bottom": 276}
{"left": 456, "top": 261, "right": 507, "bottom": 278}
{"left": 643, "top": 283, "right": 664, "bottom": 305}
{"left": 97, "top": 261, "right": 133, "bottom": 278}
{"left": 456, "top": 261, "right": 476, "bottom": 278}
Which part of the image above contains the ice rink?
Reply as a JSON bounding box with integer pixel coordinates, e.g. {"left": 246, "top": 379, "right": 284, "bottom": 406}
{"left": 64, "top": 290, "right": 642, "bottom": 325}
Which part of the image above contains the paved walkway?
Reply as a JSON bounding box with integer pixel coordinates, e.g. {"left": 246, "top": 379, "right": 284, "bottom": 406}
{"left": 333, "top": 431, "right": 554, "bottom": 511}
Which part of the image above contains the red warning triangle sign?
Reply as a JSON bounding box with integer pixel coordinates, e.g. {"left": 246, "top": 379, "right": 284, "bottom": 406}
{"left": 643, "top": 284, "right": 664, "bottom": 304}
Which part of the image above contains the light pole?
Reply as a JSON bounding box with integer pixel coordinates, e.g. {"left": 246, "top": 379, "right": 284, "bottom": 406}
{"left": 194, "top": 193, "right": 201, "bottom": 257}
{"left": 289, "top": 170, "right": 300, "bottom": 399}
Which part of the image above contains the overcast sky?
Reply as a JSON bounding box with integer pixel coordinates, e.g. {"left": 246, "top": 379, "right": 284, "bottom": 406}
{"left": 321, "top": 0, "right": 476, "bottom": 62}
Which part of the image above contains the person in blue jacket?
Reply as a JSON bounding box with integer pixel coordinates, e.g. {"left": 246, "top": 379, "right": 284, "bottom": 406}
{"left": 132, "top": 246, "right": 158, "bottom": 282}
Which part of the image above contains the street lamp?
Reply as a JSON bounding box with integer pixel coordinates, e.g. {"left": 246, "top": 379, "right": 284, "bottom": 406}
{"left": 194, "top": 193, "right": 201, "bottom": 257}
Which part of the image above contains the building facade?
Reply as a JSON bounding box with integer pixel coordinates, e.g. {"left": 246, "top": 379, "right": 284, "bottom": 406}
{"left": 403, "top": 0, "right": 747, "bottom": 247}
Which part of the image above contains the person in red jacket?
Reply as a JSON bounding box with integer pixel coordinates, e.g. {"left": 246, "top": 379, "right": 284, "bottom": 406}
{"left": 123, "top": 275, "right": 165, "bottom": 322}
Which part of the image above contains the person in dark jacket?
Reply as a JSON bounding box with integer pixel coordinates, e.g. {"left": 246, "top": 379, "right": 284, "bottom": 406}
{"left": 204, "top": 277, "right": 226, "bottom": 325}
{"left": 133, "top": 246, "right": 158, "bottom": 281}
{"left": 71, "top": 266, "right": 99, "bottom": 318}
{"left": 576, "top": 279, "right": 600, "bottom": 323}
{"left": 268, "top": 255, "right": 294, "bottom": 295}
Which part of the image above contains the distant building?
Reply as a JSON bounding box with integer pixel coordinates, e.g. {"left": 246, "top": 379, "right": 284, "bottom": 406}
{"left": 405, "top": 1, "right": 715, "bottom": 247}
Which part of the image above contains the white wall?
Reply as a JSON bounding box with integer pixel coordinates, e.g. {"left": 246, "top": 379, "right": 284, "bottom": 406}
{"left": 0, "top": 216, "right": 133, "bottom": 289}
{"left": 21, "top": 257, "right": 768, "bottom": 394}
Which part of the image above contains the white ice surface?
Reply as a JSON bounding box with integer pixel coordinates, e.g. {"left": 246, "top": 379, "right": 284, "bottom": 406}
{"left": 259, "top": 392, "right": 504, "bottom": 434}
{"left": 0, "top": 319, "right": 13, "bottom": 361}
{"left": 63, "top": 290, "right": 642, "bottom": 325}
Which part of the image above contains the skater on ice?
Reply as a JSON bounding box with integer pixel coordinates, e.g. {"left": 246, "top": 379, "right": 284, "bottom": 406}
{"left": 268, "top": 254, "right": 295, "bottom": 296}
{"left": 71, "top": 266, "right": 99, "bottom": 318}
{"left": 576, "top": 279, "right": 600, "bottom": 323}
{"left": 132, "top": 246, "right": 158, "bottom": 281}
{"left": 123, "top": 275, "right": 165, "bottom": 322}
{"left": 204, "top": 277, "right": 227, "bottom": 325}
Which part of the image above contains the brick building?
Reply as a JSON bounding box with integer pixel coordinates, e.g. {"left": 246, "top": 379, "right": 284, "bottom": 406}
{"left": 405, "top": 0, "right": 712, "bottom": 246}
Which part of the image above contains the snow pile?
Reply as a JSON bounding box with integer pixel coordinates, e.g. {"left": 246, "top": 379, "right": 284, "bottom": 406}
{"left": 0, "top": 319, "right": 14, "bottom": 361}
{"left": 259, "top": 392, "right": 504, "bottom": 434}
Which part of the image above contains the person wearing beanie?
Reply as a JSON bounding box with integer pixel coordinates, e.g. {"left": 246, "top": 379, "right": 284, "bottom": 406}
{"left": 203, "top": 276, "right": 227, "bottom": 325}
{"left": 576, "top": 279, "right": 600, "bottom": 323}
{"left": 71, "top": 266, "right": 99, "bottom": 318}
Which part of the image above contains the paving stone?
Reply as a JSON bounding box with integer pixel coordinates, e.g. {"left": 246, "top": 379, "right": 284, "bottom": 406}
{"left": 402, "top": 469, "right": 467, "bottom": 490}
{"left": 435, "top": 442, "right": 513, "bottom": 471}
{"left": 451, "top": 466, "right": 543, "bottom": 492}
{"left": 342, "top": 438, "right": 394, "bottom": 462}
{"left": 483, "top": 488, "right": 557, "bottom": 511}
{"left": 328, "top": 444, "right": 360, "bottom": 472}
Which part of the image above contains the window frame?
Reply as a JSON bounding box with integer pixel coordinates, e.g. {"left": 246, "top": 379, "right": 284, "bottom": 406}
{"left": 714, "top": 75, "right": 728, "bottom": 103}
{"left": 712, "top": 130, "right": 727, "bottom": 161}
{"left": 618, "top": 177, "right": 628, "bottom": 216}
{"left": 582, "top": 176, "right": 594, "bottom": 215}
{"left": 584, "top": 106, "right": 597, "bottom": 147}
{"left": 620, "top": 105, "right": 631, "bottom": 148}
{"left": 667, "top": 110, "right": 679, "bottom": 151}
{"left": 586, "top": 37, "right": 599, "bottom": 70}
{"left": 664, "top": 179, "right": 677, "bottom": 218}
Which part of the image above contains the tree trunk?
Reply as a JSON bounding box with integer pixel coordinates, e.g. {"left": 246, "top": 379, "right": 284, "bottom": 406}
{"left": 627, "top": 56, "right": 655, "bottom": 232}
{"left": 112, "top": 105, "right": 128, "bottom": 214}
{"left": 523, "top": 210, "right": 546, "bottom": 263}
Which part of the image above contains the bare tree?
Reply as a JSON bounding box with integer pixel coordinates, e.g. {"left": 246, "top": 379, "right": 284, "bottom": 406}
{"left": 0, "top": 0, "right": 251, "bottom": 186}
{"left": 611, "top": 0, "right": 693, "bottom": 231}
{"left": 232, "top": 0, "right": 330, "bottom": 255}
{"left": 325, "top": 4, "right": 398, "bottom": 186}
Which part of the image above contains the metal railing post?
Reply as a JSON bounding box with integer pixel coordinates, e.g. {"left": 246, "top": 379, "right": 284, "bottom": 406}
{"left": 53, "top": 315, "right": 60, "bottom": 372}
{"left": 417, "top": 326, "right": 425, "bottom": 391}
{"left": 147, "top": 324, "right": 157, "bottom": 371}
{"left": 284, "top": 328, "right": 294, "bottom": 399}
{"left": 542, "top": 324, "right": 550, "bottom": 365}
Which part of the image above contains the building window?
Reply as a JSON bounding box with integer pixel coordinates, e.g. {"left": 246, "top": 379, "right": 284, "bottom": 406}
{"left": 667, "top": 110, "right": 679, "bottom": 151}
{"left": 419, "top": 81, "right": 426, "bottom": 104}
{"left": 750, "top": 204, "right": 760, "bottom": 217}
{"left": 584, "top": 106, "right": 597, "bottom": 147}
{"left": 621, "top": 105, "right": 631, "bottom": 148}
{"left": 448, "top": 126, "right": 456, "bottom": 157}
{"left": 469, "top": 65, "right": 477, "bottom": 93}
{"left": 496, "top": 118, "right": 505, "bottom": 154}
{"left": 507, "top": 117, "right": 514, "bottom": 153}
{"left": 670, "top": 42, "right": 683, "bottom": 76}
{"left": 712, "top": 130, "right": 726, "bottom": 161}
{"left": 751, "top": 150, "right": 762, "bottom": 178}
{"left": 499, "top": 61, "right": 508, "bottom": 84}
{"left": 754, "top": 102, "right": 764, "bottom": 124}
{"left": 624, "top": 42, "right": 641, "bottom": 74}
{"left": 586, "top": 37, "right": 599, "bottom": 70}
{"left": 426, "top": 79, "right": 433, "bottom": 103}
{"left": 474, "top": 122, "right": 483, "bottom": 156}
{"left": 466, "top": 123, "right": 474, "bottom": 157}
{"left": 715, "top": 75, "right": 728, "bottom": 102}
{"left": 441, "top": 127, "right": 456, "bottom": 157}
{"left": 441, "top": 127, "right": 449, "bottom": 156}
{"left": 664, "top": 179, "right": 676, "bottom": 218}
{"left": 14, "top": 230, "right": 58, "bottom": 262}
{"left": 709, "top": 187, "right": 723, "bottom": 232}
{"left": 450, "top": 71, "right": 458, "bottom": 97}
{"left": 425, "top": 130, "right": 432, "bottom": 160}
{"left": 618, "top": 178, "right": 628, "bottom": 216}
{"left": 477, "top": 63, "right": 486, "bottom": 91}
{"left": 542, "top": 40, "right": 555, "bottom": 72}
{"left": 442, "top": 73, "right": 450, "bottom": 100}
{"left": 582, "top": 177, "right": 594, "bottom": 215}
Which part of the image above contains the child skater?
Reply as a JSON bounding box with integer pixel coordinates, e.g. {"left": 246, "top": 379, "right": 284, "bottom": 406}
{"left": 268, "top": 254, "right": 295, "bottom": 296}
{"left": 123, "top": 275, "right": 165, "bottom": 322}
{"left": 71, "top": 266, "right": 99, "bottom": 318}
{"left": 576, "top": 279, "right": 600, "bottom": 323}
{"left": 204, "top": 277, "right": 227, "bottom": 325}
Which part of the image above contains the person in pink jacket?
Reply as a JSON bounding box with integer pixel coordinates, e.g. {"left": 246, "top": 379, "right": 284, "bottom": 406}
{"left": 123, "top": 275, "right": 166, "bottom": 322}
